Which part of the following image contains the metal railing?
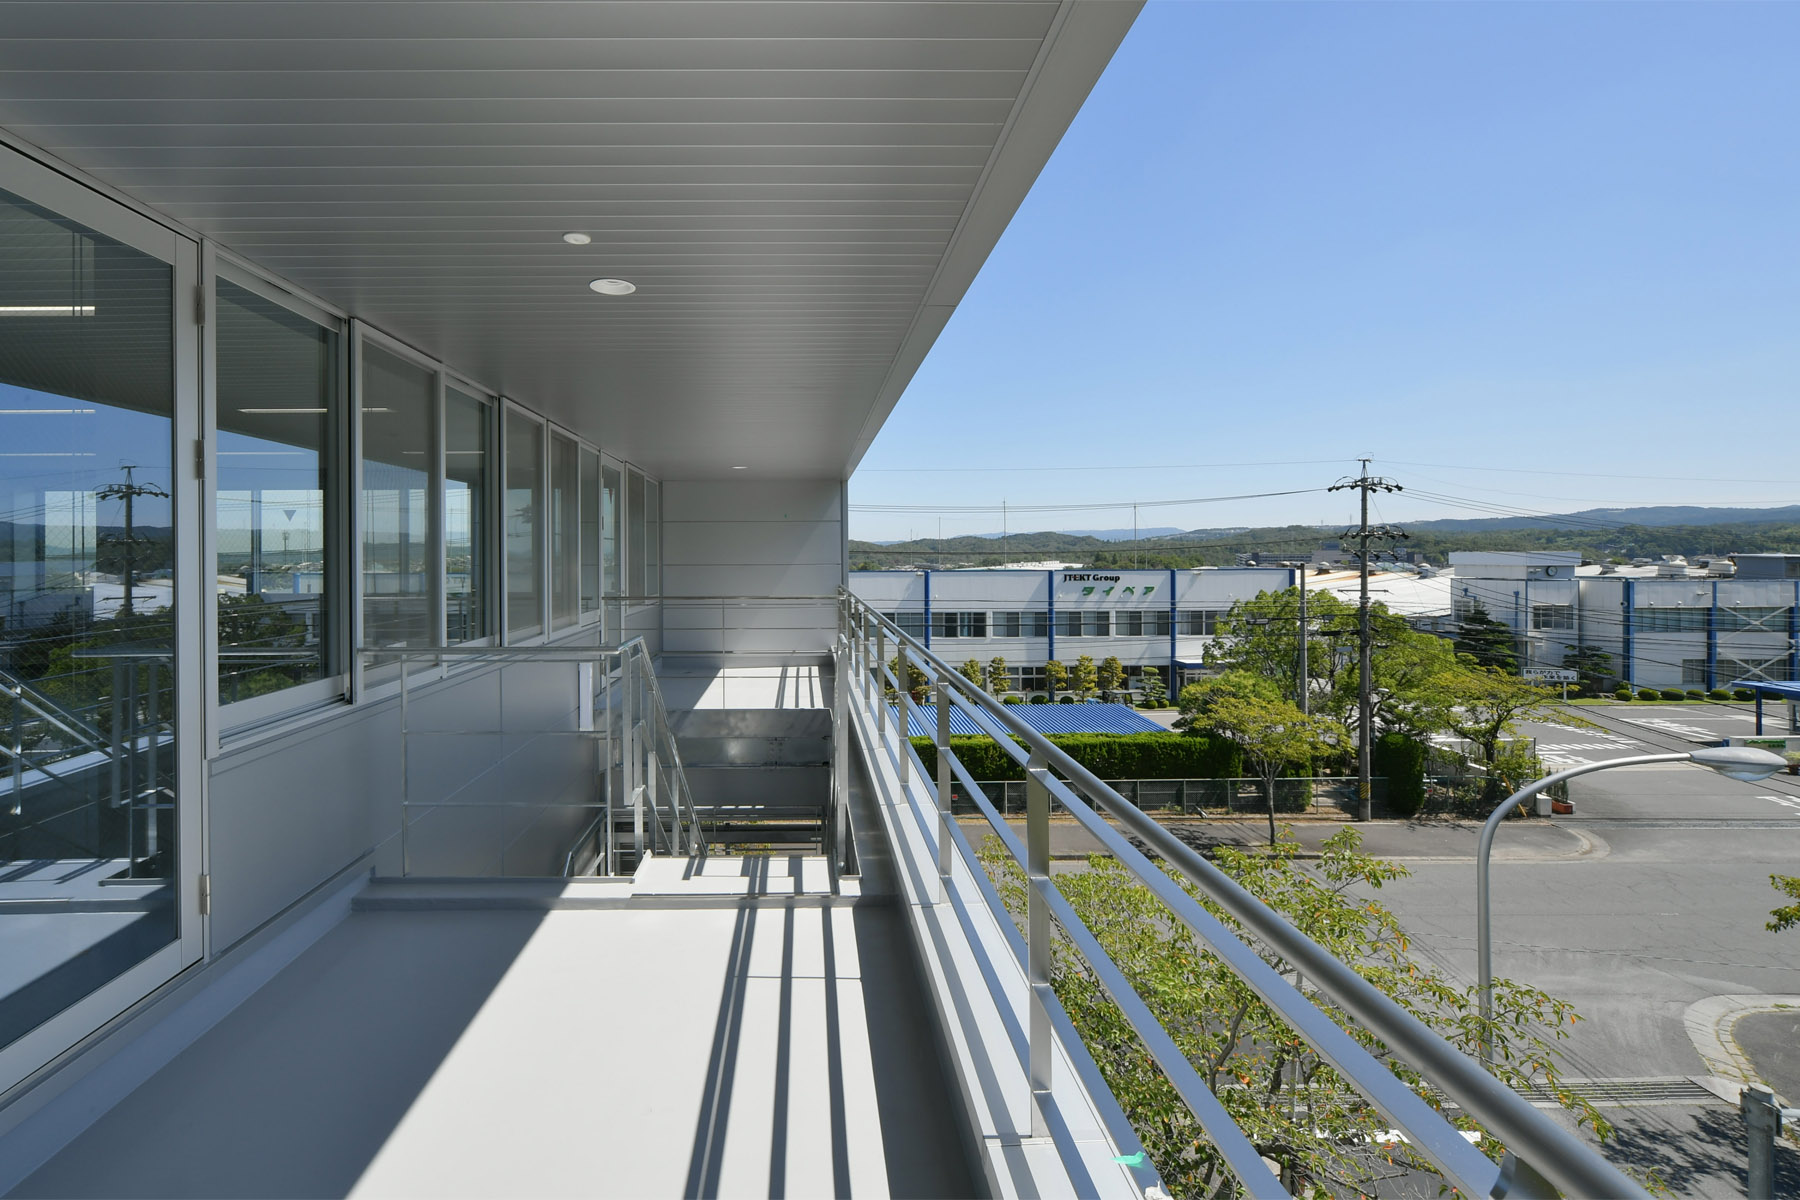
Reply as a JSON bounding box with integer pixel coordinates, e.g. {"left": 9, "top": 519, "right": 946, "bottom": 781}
{"left": 356, "top": 638, "right": 704, "bottom": 877}
{"left": 839, "top": 589, "right": 1646, "bottom": 1200}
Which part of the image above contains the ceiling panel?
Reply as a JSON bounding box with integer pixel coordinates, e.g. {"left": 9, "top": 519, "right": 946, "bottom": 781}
{"left": 0, "top": 0, "right": 1139, "bottom": 477}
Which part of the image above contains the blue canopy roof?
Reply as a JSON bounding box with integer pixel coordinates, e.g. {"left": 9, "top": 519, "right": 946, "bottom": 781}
{"left": 1729, "top": 680, "right": 1800, "bottom": 700}
{"left": 895, "top": 702, "right": 1166, "bottom": 738}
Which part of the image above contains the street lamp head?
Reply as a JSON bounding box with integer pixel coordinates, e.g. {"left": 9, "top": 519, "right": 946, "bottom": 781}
{"left": 1688, "top": 746, "right": 1789, "bottom": 782}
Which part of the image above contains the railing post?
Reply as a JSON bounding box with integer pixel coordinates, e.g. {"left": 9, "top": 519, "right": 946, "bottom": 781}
{"left": 831, "top": 632, "right": 850, "bottom": 871}
{"left": 647, "top": 747, "right": 661, "bottom": 854}
{"left": 1743, "top": 1085, "right": 1781, "bottom": 1200}
{"left": 896, "top": 645, "right": 911, "bottom": 786}
{"left": 861, "top": 611, "right": 874, "bottom": 711}
{"left": 1025, "top": 749, "right": 1052, "bottom": 1138}
{"left": 936, "top": 682, "right": 954, "bottom": 903}
{"left": 399, "top": 655, "right": 410, "bottom": 876}
{"left": 875, "top": 621, "right": 886, "bottom": 748}
{"left": 623, "top": 656, "right": 640, "bottom": 863}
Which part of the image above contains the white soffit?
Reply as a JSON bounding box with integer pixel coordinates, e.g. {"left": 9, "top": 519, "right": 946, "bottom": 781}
{"left": 0, "top": 1, "right": 1141, "bottom": 477}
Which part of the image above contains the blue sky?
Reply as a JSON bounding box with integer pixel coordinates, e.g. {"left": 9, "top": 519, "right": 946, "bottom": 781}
{"left": 849, "top": 2, "right": 1800, "bottom": 543}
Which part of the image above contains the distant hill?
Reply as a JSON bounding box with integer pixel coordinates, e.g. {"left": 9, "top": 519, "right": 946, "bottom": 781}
{"left": 1404, "top": 505, "right": 1800, "bottom": 534}
{"left": 850, "top": 505, "right": 1800, "bottom": 570}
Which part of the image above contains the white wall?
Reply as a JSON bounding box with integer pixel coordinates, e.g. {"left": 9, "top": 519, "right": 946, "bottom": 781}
{"left": 660, "top": 479, "right": 843, "bottom": 665}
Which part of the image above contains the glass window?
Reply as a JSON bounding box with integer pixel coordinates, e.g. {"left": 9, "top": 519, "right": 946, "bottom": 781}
{"left": 1720, "top": 606, "right": 1790, "bottom": 633}
{"left": 627, "top": 468, "right": 645, "bottom": 604}
{"left": 1117, "top": 611, "right": 1144, "bottom": 636}
{"left": 1531, "top": 604, "right": 1575, "bottom": 632}
{"left": 359, "top": 345, "right": 434, "bottom": 650}
{"left": 505, "top": 409, "right": 544, "bottom": 639}
{"left": 1633, "top": 606, "right": 1706, "bottom": 633}
{"left": 1148, "top": 610, "right": 1172, "bottom": 637}
{"left": 993, "top": 611, "right": 1020, "bottom": 638}
{"left": 549, "top": 432, "right": 579, "bottom": 630}
{"left": 0, "top": 183, "right": 179, "bottom": 1049}
{"left": 601, "top": 461, "right": 621, "bottom": 638}
{"left": 644, "top": 479, "right": 660, "bottom": 599}
{"left": 444, "top": 387, "right": 489, "bottom": 643}
{"left": 579, "top": 448, "right": 600, "bottom": 618}
{"left": 936, "top": 611, "right": 985, "bottom": 639}
{"left": 885, "top": 610, "right": 927, "bottom": 640}
{"left": 215, "top": 279, "right": 337, "bottom": 705}
{"left": 1056, "top": 610, "right": 1081, "bottom": 638}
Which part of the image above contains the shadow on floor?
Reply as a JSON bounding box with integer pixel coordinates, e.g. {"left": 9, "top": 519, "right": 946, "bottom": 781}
{"left": 13, "top": 909, "right": 548, "bottom": 1199}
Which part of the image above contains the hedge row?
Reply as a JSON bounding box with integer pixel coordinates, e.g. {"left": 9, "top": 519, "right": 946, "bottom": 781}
{"left": 1372, "top": 732, "right": 1427, "bottom": 818}
{"left": 909, "top": 732, "right": 1243, "bottom": 783}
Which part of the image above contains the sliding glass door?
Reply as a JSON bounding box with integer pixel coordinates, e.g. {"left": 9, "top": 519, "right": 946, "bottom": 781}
{"left": 0, "top": 153, "right": 202, "bottom": 1091}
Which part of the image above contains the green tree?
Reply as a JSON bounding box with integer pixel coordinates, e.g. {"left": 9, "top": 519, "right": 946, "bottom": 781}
{"left": 1097, "top": 655, "right": 1126, "bottom": 703}
{"left": 1198, "top": 692, "right": 1345, "bottom": 845}
{"left": 979, "top": 829, "right": 1617, "bottom": 1197}
{"left": 1562, "top": 645, "right": 1615, "bottom": 694}
{"left": 1438, "top": 666, "right": 1565, "bottom": 801}
{"left": 1139, "top": 666, "right": 1168, "bottom": 709}
{"left": 1044, "top": 658, "right": 1068, "bottom": 699}
{"left": 958, "top": 658, "right": 985, "bottom": 690}
{"left": 1176, "top": 670, "right": 1283, "bottom": 732}
{"left": 885, "top": 654, "right": 929, "bottom": 703}
{"left": 987, "top": 655, "right": 1010, "bottom": 698}
{"left": 1071, "top": 654, "right": 1099, "bottom": 701}
{"left": 1454, "top": 600, "right": 1520, "bottom": 673}
{"left": 1766, "top": 875, "right": 1800, "bottom": 932}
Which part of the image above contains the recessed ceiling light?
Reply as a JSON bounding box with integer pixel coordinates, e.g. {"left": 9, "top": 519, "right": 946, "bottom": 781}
{"left": 731, "top": 465, "right": 748, "bottom": 470}
{"left": 562, "top": 232, "right": 592, "bottom": 245}
{"left": 588, "top": 278, "right": 635, "bottom": 296}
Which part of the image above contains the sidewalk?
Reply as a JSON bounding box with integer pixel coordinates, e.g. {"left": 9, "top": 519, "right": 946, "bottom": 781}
{"left": 963, "top": 815, "right": 1594, "bottom": 863}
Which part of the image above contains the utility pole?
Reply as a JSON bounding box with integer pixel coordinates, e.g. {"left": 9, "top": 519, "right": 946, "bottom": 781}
{"left": 96, "top": 465, "right": 169, "bottom": 618}
{"left": 1296, "top": 564, "right": 1308, "bottom": 715}
{"left": 1328, "top": 460, "right": 1405, "bottom": 821}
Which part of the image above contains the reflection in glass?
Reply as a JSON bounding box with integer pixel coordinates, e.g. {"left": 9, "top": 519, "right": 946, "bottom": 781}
{"left": 0, "top": 185, "right": 178, "bottom": 1050}
{"left": 215, "top": 280, "right": 336, "bottom": 705}
{"left": 446, "top": 388, "right": 489, "bottom": 642}
{"left": 360, "top": 346, "right": 434, "bottom": 650}
{"left": 550, "top": 433, "right": 579, "bottom": 630}
{"left": 628, "top": 469, "right": 645, "bottom": 604}
{"left": 579, "top": 448, "right": 599, "bottom": 619}
{"left": 601, "top": 462, "right": 621, "bottom": 640}
{"left": 505, "top": 410, "right": 543, "bottom": 639}
{"left": 645, "top": 479, "right": 661, "bottom": 599}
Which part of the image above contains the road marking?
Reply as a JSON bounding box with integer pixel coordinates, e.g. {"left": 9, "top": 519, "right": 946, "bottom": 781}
{"left": 1620, "top": 716, "right": 1723, "bottom": 740}
{"left": 1758, "top": 795, "right": 1800, "bottom": 815}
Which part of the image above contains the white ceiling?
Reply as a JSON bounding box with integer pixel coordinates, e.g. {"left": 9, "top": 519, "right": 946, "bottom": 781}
{"left": 0, "top": 1, "right": 1139, "bottom": 478}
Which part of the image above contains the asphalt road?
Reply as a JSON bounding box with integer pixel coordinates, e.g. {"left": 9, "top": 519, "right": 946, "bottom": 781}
{"left": 1374, "top": 703, "right": 1800, "bottom": 1197}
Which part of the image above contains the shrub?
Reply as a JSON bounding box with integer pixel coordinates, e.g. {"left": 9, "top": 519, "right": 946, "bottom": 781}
{"left": 1372, "top": 732, "right": 1426, "bottom": 818}
{"left": 1637, "top": 687, "right": 1660, "bottom": 701}
{"left": 1660, "top": 688, "right": 1686, "bottom": 702}
{"left": 1735, "top": 688, "right": 1757, "bottom": 702}
{"left": 1002, "top": 694, "right": 1024, "bottom": 706}
{"left": 1028, "top": 694, "right": 1048, "bottom": 704}
{"left": 1058, "top": 695, "right": 1076, "bottom": 704}
{"left": 1613, "top": 687, "right": 1633, "bottom": 701}
{"left": 1708, "top": 688, "right": 1732, "bottom": 700}
{"left": 910, "top": 731, "right": 1244, "bottom": 782}
{"left": 1684, "top": 689, "right": 1706, "bottom": 701}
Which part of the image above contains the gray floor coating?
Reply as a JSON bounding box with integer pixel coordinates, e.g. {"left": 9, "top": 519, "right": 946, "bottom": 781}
{"left": 11, "top": 896, "right": 975, "bottom": 1198}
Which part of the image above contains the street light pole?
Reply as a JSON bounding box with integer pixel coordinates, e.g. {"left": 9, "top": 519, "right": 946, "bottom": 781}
{"left": 1476, "top": 746, "right": 1789, "bottom": 1067}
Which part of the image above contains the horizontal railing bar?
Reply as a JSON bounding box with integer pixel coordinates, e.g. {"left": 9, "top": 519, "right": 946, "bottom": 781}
{"left": 848, "top": 594, "right": 1646, "bottom": 1200}
{"left": 1028, "top": 874, "right": 1287, "bottom": 1199}
{"left": 848, "top": 693, "right": 1124, "bottom": 1194}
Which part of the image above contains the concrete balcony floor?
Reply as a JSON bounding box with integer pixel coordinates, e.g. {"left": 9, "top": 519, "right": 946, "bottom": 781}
{"left": 10, "top": 857, "right": 973, "bottom": 1199}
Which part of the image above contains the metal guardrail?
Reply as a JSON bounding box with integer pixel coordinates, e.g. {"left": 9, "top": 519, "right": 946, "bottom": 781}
{"left": 355, "top": 639, "right": 705, "bottom": 876}
{"left": 839, "top": 589, "right": 1647, "bottom": 1200}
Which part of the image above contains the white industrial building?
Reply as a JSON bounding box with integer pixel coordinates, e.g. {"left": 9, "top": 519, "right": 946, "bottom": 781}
{"left": 1450, "top": 551, "right": 1800, "bottom": 690}
{"left": 851, "top": 567, "right": 1294, "bottom": 694}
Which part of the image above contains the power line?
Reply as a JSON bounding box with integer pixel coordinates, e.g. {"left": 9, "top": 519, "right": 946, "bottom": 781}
{"left": 851, "top": 486, "right": 1327, "bottom": 515}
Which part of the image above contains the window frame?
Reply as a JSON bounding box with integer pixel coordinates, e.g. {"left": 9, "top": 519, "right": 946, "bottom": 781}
{"left": 209, "top": 258, "right": 352, "bottom": 735}
{"left": 441, "top": 371, "right": 500, "bottom": 649}
{"left": 501, "top": 399, "right": 550, "bottom": 643}
{"left": 0, "top": 140, "right": 206, "bottom": 1097}
{"left": 350, "top": 322, "right": 446, "bottom": 679}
